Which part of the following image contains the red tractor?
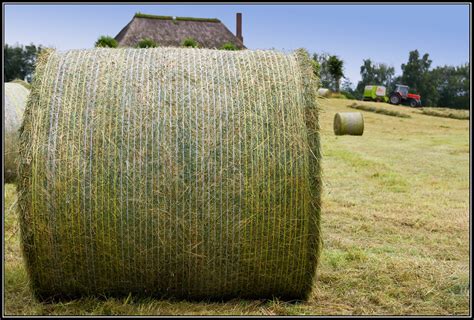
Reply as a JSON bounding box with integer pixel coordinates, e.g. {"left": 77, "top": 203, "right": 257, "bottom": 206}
{"left": 389, "top": 84, "right": 421, "bottom": 107}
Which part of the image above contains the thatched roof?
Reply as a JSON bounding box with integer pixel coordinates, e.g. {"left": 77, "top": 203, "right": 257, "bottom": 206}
{"left": 115, "top": 13, "right": 245, "bottom": 49}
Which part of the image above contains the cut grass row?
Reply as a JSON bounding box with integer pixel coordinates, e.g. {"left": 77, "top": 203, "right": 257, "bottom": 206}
{"left": 347, "top": 102, "right": 411, "bottom": 118}
{"left": 416, "top": 107, "right": 470, "bottom": 120}
{"left": 346, "top": 101, "right": 469, "bottom": 121}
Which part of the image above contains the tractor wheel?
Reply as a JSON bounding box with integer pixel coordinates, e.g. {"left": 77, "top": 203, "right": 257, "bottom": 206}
{"left": 409, "top": 99, "right": 417, "bottom": 108}
{"left": 389, "top": 94, "right": 401, "bottom": 105}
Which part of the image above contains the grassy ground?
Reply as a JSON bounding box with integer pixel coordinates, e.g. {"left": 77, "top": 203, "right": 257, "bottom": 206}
{"left": 4, "top": 98, "right": 470, "bottom": 315}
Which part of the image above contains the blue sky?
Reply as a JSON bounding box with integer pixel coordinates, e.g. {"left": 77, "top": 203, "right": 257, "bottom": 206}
{"left": 4, "top": 4, "right": 470, "bottom": 86}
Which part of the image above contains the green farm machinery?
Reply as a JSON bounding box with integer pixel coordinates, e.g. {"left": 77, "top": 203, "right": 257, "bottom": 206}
{"left": 362, "top": 85, "right": 389, "bottom": 103}
{"left": 362, "top": 84, "right": 422, "bottom": 107}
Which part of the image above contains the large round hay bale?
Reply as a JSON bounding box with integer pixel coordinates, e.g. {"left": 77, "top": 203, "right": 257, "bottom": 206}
{"left": 18, "top": 48, "right": 322, "bottom": 301}
{"left": 5, "top": 82, "right": 29, "bottom": 183}
{"left": 333, "top": 112, "right": 364, "bottom": 136}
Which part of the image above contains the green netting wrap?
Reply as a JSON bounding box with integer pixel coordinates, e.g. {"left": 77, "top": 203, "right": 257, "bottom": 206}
{"left": 18, "top": 47, "right": 322, "bottom": 301}
{"left": 333, "top": 112, "right": 364, "bottom": 136}
{"left": 5, "top": 82, "right": 30, "bottom": 183}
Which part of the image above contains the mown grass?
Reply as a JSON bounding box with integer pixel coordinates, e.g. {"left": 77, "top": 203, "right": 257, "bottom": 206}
{"left": 4, "top": 98, "right": 469, "bottom": 315}
{"left": 348, "top": 102, "right": 411, "bottom": 118}
{"left": 416, "top": 107, "right": 470, "bottom": 120}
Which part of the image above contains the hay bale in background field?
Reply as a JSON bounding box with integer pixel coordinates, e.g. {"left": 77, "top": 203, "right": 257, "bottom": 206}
{"left": 317, "top": 87, "right": 331, "bottom": 97}
{"left": 333, "top": 112, "right": 364, "bottom": 136}
{"left": 18, "top": 48, "right": 322, "bottom": 301}
{"left": 5, "top": 82, "right": 29, "bottom": 183}
{"left": 11, "top": 79, "right": 32, "bottom": 90}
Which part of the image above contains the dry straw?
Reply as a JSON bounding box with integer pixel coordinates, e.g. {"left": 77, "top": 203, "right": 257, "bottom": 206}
{"left": 5, "top": 82, "right": 30, "bottom": 183}
{"left": 333, "top": 112, "right": 364, "bottom": 136}
{"left": 18, "top": 47, "right": 322, "bottom": 301}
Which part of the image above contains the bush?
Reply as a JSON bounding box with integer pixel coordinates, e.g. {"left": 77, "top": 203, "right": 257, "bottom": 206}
{"left": 220, "top": 42, "right": 238, "bottom": 51}
{"left": 95, "top": 36, "right": 118, "bottom": 48}
{"left": 136, "top": 38, "right": 158, "bottom": 48}
{"left": 182, "top": 37, "right": 199, "bottom": 48}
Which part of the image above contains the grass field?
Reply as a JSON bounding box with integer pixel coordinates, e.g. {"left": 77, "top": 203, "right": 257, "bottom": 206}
{"left": 4, "top": 98, "right": 470, "bottom": 316}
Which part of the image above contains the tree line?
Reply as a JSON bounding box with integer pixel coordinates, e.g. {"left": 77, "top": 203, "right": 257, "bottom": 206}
{"left": 313, "top": 49, "right": 469, "bottom": 109}
{"left": 4, "top": 43, "right": 43, "bottom": 83}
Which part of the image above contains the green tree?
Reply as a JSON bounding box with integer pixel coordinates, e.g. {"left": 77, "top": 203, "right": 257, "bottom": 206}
{"left": 4, "top": 44, "right": 23, "bottom": 81}
{"left": 341, "top": 78, "right": 357, "bottom": 99}
{"left": 401, "top": 50, "right": 432, "bottom": 90}
{"left": 95, "top": 36, "right": 118, "bottom": 48}
{"left": 4, "top": 43, "right": 43, "bottom": 82}
{"left": 400, "top": 50, "right": 435, "bottom": 105}
{"left": 312, "top": 52, "right": 334, "bottom": 89}
{"left": 356, "top": 59, "right": 395, "bottom": 94}
{"left": 455, "top": 63, "right": 470, "bottom": 109}
{"left": 430, "top": 63, "right": 469, "bottom": 109}
{"left": 327, "top": 55, "right": 344, "bottom": 92}
{"left": 395, "top": 50, "right": 470, "bottom": 107}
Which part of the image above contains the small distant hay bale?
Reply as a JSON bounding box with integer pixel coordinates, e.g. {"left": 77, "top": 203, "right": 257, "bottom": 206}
{"left": 333, "top": 112, "right": 364, "bottom": 136}
{"left": 11, "top": 79, "right": 32, "bottom": 90}
{"left": 5, "top": 82, "right": 29, "bottom": 183}
{"left": 317, "top": 88, "right": 331, "bottom": 97}
{"left": 18, "top": 47, "right": 322, "bottom": 301}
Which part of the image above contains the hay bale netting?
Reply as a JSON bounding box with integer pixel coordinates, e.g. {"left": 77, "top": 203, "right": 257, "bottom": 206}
{"left": 5, "top": 82, "right": 30, "bottom": 183}
{"left": 333, "top": 112, "right": 364, "bottom": 136}
{"left": 18, "top": 47, "right": 322, "bottom": 301}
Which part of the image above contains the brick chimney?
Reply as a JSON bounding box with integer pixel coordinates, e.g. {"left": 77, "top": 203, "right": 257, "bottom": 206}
{"left": 236, "top": 12, "right": 243, "bottom": 43}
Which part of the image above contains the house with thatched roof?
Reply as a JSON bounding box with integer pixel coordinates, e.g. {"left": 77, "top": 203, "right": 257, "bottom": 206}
{"left": 115, "top": 12, "right": 245, "bottom": 49}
